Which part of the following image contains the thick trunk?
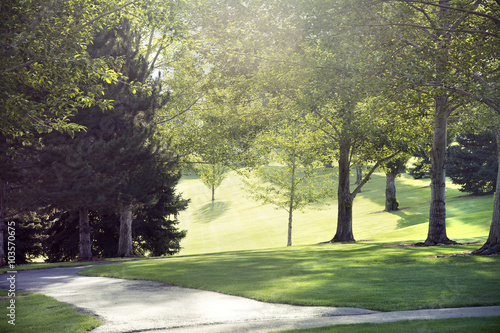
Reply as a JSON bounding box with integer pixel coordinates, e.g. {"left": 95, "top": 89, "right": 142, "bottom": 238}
{"left": 78, "top": 206, "right": 93, "bottom": 261}
{"left": 118, "top": 206, "right": 134, "bottom": 257}
{"left": 474, "top": 129, "right": 500, "bottom": 255}
{"left": 331, "top": 144, "right": 355, "bottom": 242}
{"left": 424, "top": 0, "right": 455, "bottom": 245}
{"left": 425, "top": 99, "right": 455, "bottom": 245}
{"left": 385, "top": 171, "right": 398, "bottom": 211}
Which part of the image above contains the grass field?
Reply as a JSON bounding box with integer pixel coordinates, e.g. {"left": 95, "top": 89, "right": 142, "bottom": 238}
{"left": 274, "top": 316, "right": 500, "bottom": 333}
{"left": 4, "top": 169, "right": 500, "bottom": 332}
{"left": 175, "top": 170, "right": 493, "bottom": 254}
{"left": 0, "top": 290, "right": 100, "bottom": 333}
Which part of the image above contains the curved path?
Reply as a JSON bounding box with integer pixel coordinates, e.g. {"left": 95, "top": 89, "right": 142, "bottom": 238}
{"left": 1, "top": 266, "right": 499, "bottom": 332}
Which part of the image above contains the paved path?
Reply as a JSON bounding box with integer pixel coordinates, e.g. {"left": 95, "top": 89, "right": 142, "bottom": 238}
{"left": 1, "top": 266, "right": 499, "bottom": 332}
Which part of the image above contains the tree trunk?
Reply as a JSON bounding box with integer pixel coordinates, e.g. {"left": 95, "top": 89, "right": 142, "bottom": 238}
{"left": 287, "top": 154, "right": 297, "bottom": 247}
{"left": 355, "top": 165, "right": 362, "bottom": 185}
{"left": 78, "top": 206, "right": 93, "bottom": 261}
{"left": 424, "top": 0, "right": 456, "bottom": 245}
{"left": 474, "top": 129, "right": 500, "bottom": 255}
{"left": 330, "top": 143, "right": 355, "bottom": 242}
{"left": 118, "top": 206, "right": 134, "bottom": 257}
{"left": 211, "top": 185, "right": 215, "bottom": 202}
{"left": 425, "top": 100, "right": 455, "bottom": 245}
{"left": 385, "top": 170, "right": 399, "bottom": 211}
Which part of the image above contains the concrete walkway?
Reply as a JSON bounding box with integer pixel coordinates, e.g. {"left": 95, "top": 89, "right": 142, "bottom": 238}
{"left": 1, "top": 266, "right": 499, "bottom": 332}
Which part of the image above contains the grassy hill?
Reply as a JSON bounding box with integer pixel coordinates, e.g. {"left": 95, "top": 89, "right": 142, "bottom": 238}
{"left": 175, "top": 169, "right": 493, "bottom": 256}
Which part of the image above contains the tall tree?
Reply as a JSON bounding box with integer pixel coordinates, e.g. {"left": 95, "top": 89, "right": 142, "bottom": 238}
{"left": 361, "top": 0, "right": 499, "bottom": 244}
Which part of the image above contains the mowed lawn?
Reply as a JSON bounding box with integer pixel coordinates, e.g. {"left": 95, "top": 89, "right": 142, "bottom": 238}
{"left": 175, "top": 170, "right": 493, "bottom": 254}
{"left": 81, "top": 170, "right": 500, "bottom": 312}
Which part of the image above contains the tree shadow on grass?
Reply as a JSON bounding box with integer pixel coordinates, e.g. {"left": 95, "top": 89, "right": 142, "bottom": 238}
{"left": 192, "top": 201, "right": 230, "bottom": 223}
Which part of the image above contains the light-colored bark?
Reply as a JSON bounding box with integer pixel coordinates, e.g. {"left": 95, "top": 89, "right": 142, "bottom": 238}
{"left": 287, "top": 154, "right": 296, "bottom": 247}
{"left": 118, "top": 206, "right": 134, "bottom": 257}
{"left": 425, "top": 105, "right": 454, "bottom": 245}
{"left": 385, "top": 171, "right": 398, "bottom": 211}
{"left": 475, "top": 129, "right": 500, "bottom": 254}
{"left": 424, "top": 0, "right": 456, "bottom": 245}
{"left": 78, "top": 206, "right": 93, "bottom": 261}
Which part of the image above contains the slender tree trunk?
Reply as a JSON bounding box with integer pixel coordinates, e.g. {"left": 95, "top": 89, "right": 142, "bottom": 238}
{"left": 78, "top": 206, "right": 93, "bottom": 261}
{"left": 355, "top": 165, "right": 362, "bottom": 185}
{"left": 211, "top": 185, "right": 215, "bottom": 202}
{"left": 330, "top": 143, "right": 355, "bottom": 242}
{"left": 0, "top": 181, "right": 6, "bottom": 266}
{"left": 118, "top": 206, "right": 134, "bottom": 257}
{"left": 474, "top": 129, "right": 500, "bottom": 255}
{"left": 425, "top": 101, "right": 455, "bottom": 245}
{"left": 385, "top": 170, "right": 398, "bottom": 211}
{"left": 287, "top": 154, "right": 296, "bottom": 247}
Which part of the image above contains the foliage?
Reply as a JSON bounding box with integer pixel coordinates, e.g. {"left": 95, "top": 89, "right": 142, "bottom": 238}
{"left": 192, "top": 161, "right": 230, "bottom": 201}
{"left": 0, "top": 0, "right": 131, "bottom": 141}
{"left": 447, "top": 133, "right": 498, "bottom": 194}
{"left": 242, "top": 121, "right": 335, "bottom": 215}
{"left": 43, "top": 192, "right": 187, "bottom": 262}
{"left": 1, "top": 218, "right": 44, "bottom": 265}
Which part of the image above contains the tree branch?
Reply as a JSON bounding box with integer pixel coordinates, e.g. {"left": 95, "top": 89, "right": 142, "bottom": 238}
{"left": 352, "top": 150, "right": 401, "bottom": 197}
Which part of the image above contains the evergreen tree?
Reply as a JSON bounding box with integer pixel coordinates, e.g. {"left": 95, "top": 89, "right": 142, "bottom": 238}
{"left": 447, "top": 133, "right": 498, "bottom": 195}
{"left": 35, "top": 19, "right": 176, "bottom": 260}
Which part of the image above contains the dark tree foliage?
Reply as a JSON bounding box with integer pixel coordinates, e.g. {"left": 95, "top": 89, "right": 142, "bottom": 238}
{"left": 133, "top": 177, "right": 189, "bottom": 257}
{"left": 2, "top": 219, "right": 44, "bottom": 265}
{"left": 408, "top": 150, "right": 431, "bottom": 179}
{"left": 447, "top": 133, "right": 498, "bottom": 195}
{"left": 43, "top": 188, "right": 187, "bottom": 262}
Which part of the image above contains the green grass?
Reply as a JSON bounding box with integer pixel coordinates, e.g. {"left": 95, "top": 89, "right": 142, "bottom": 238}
{"left": 81, "top": 170, "right": 499, "bottom": 311}
{"left": 8, "top": 170, "right": 499, "bottom": 331}
{"left": 0, "top": 257, "right": 144, "bottom": 274}
{"left": 274, "top": 316, "right": 500, "bottom": 333}
{"left": 0, "top": 289, "right": 101, "bottom": 333}
{"left": 175, "top": 171, "right": 493, "bottom": 254}
{"left": 81, "top": 242, "right": 500, "bottom": 312}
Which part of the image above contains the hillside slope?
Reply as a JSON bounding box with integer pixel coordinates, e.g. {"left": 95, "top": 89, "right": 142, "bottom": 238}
{"left": 175, "top": 171, "right": 493, "bottom": 255}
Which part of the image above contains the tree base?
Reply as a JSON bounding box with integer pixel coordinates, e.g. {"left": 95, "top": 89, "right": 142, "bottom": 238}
{"left": 323, "top": 237, "right": 356, "bottom": 243}
{"left": 472, "top": 244, "right": 500, "bottom": 255}
{"left": 414, "top": 239, "right": 458, "bottom": 247}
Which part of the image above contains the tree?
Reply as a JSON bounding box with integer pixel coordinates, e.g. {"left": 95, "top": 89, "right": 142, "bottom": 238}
{"left": 194, "top": 162, "right": 230, "bottom": 202}
{"left": 381, "top": 156, "right": 409, "bottom": 212}
{"left": 242, "top": 120, "right": 334, "bottom": 246}
{"left": 0, "top": 0, "right": 187, "bottom": 266}
{"left": 360, "top": 0, "right": 499, "bottom": 245}
{"left": 447, "top": 133, "right": 498, "bottom": 194}
{"left": 0, "top": 0, "right": 139, "bottom": 142}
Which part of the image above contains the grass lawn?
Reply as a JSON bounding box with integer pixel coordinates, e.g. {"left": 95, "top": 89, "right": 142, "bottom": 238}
{"left": 5, "top": 169, "right": 500, "bottom": 331}
{"left": 174, "top": 171, "right": 493, "bottom": 254}
{"left": 0, "top": 290, "right": 100, "bottom": 333}
{"left": 274, "top": 316, "right": 500, "bottom": 333}
{"left": 81, "top": 242, "right": 500, "bottom": 312}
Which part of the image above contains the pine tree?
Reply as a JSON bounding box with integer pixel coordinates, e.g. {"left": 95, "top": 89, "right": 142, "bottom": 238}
{"left": 34, "top": 19, "right": 175, "bottom": 260}
{"left": 447, "top": 133, "right": 498, "bottom": 194}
